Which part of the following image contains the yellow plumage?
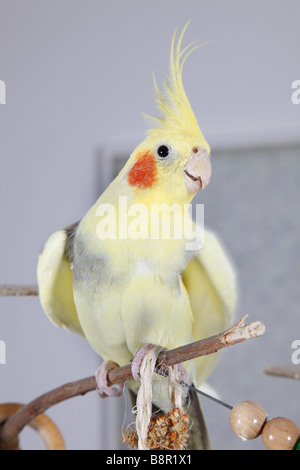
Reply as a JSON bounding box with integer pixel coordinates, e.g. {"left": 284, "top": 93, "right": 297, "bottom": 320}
{"left": 146, "top": 22, "right": 209, "bottom": 149}
{"left": 37, "top": 24, "right": 237, "bottom": 398}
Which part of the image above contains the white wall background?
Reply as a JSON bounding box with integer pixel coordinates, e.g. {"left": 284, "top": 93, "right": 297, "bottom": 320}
{"left": 0, "top": 0, "right": 299, "bottom": 450}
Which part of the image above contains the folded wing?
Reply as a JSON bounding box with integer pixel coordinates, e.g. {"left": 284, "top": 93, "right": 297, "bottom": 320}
{"left": 182, "top": 229, "right": 238, "bottom": 387}
{"left": 37, "top": 222, "right": 85, "bottom": 337}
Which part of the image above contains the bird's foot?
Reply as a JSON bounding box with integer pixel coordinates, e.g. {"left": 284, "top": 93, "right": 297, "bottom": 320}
{"left": 95, "top": 360, "right": 124, "bottom": 398}
{"left": 131, "top": 344, "right": 189, "bottom": 384}
{"left": 131, "top": 344, "right": 156, "bottom": 381}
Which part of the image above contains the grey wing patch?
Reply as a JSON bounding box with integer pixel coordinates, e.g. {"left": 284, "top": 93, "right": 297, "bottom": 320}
{"left": 64, "top": 221, "right": 80, "bottom": 262}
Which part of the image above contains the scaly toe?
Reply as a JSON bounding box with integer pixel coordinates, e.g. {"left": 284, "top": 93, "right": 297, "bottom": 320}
{"left": 95, "top": 360, "right": 124, "bottom": 398}
{"left": 131, "top": 344, "right": 157, "bottom": 381}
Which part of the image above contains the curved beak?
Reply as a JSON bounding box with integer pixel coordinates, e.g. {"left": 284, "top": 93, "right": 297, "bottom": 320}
{"left": 184, "top": 149, "right": 212, "bottom": 194}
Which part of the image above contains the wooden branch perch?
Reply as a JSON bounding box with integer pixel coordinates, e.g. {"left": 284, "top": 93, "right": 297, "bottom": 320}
{"left": 0, "top": 285, "right": 38, "bottom": 297}
{"left": 0, "top": 316, "right": 265, "bottom": 447}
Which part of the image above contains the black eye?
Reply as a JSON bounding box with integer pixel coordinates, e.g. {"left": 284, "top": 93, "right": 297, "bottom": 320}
{"left": 157, "top": 145, "right": 170, "bottom": 158}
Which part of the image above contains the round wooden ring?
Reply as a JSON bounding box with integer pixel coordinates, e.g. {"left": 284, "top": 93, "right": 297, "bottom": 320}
{"left": 0, "top": 403, "right": 66, "bottom": 450}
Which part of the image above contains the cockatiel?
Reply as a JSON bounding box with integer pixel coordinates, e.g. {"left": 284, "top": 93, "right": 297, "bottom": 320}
{"left": 37, "top": 24, "right": 237, "bottom": 448}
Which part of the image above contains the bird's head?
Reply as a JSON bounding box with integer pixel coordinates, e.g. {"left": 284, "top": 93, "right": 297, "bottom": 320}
{"left": 121, "top": 23, "right": 212, "bottom": 205}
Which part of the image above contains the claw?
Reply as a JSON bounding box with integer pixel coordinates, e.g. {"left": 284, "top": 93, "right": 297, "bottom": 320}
{"left": 177, "top": 363, "right": 189, "bottom": 385}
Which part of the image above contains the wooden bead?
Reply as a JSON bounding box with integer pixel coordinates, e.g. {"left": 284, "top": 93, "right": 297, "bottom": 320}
{"left": 230, "top": 401, "right": 267, "bottom": 440}
{"left": 262, "top": 417, "right": 300, "bottom": 450}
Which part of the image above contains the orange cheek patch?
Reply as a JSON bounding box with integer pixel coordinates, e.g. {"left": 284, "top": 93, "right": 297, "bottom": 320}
{"left": 127, "top": 152, "right": 158, "bottom": 189}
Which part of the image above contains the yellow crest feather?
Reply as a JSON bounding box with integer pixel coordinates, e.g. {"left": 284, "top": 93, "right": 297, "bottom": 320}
{"left": 145, "top": 22, "right": 207, "bottom": 145}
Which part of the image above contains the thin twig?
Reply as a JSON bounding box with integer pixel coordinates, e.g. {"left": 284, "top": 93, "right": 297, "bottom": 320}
{"left": 0, "top": 317, "right": 265, "bottom": 446}
{"left": 263, "top": 365, "right": 300, "bottom": 380}
{"left": 0, "top": 285, "right": 38, "bottom": 297}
